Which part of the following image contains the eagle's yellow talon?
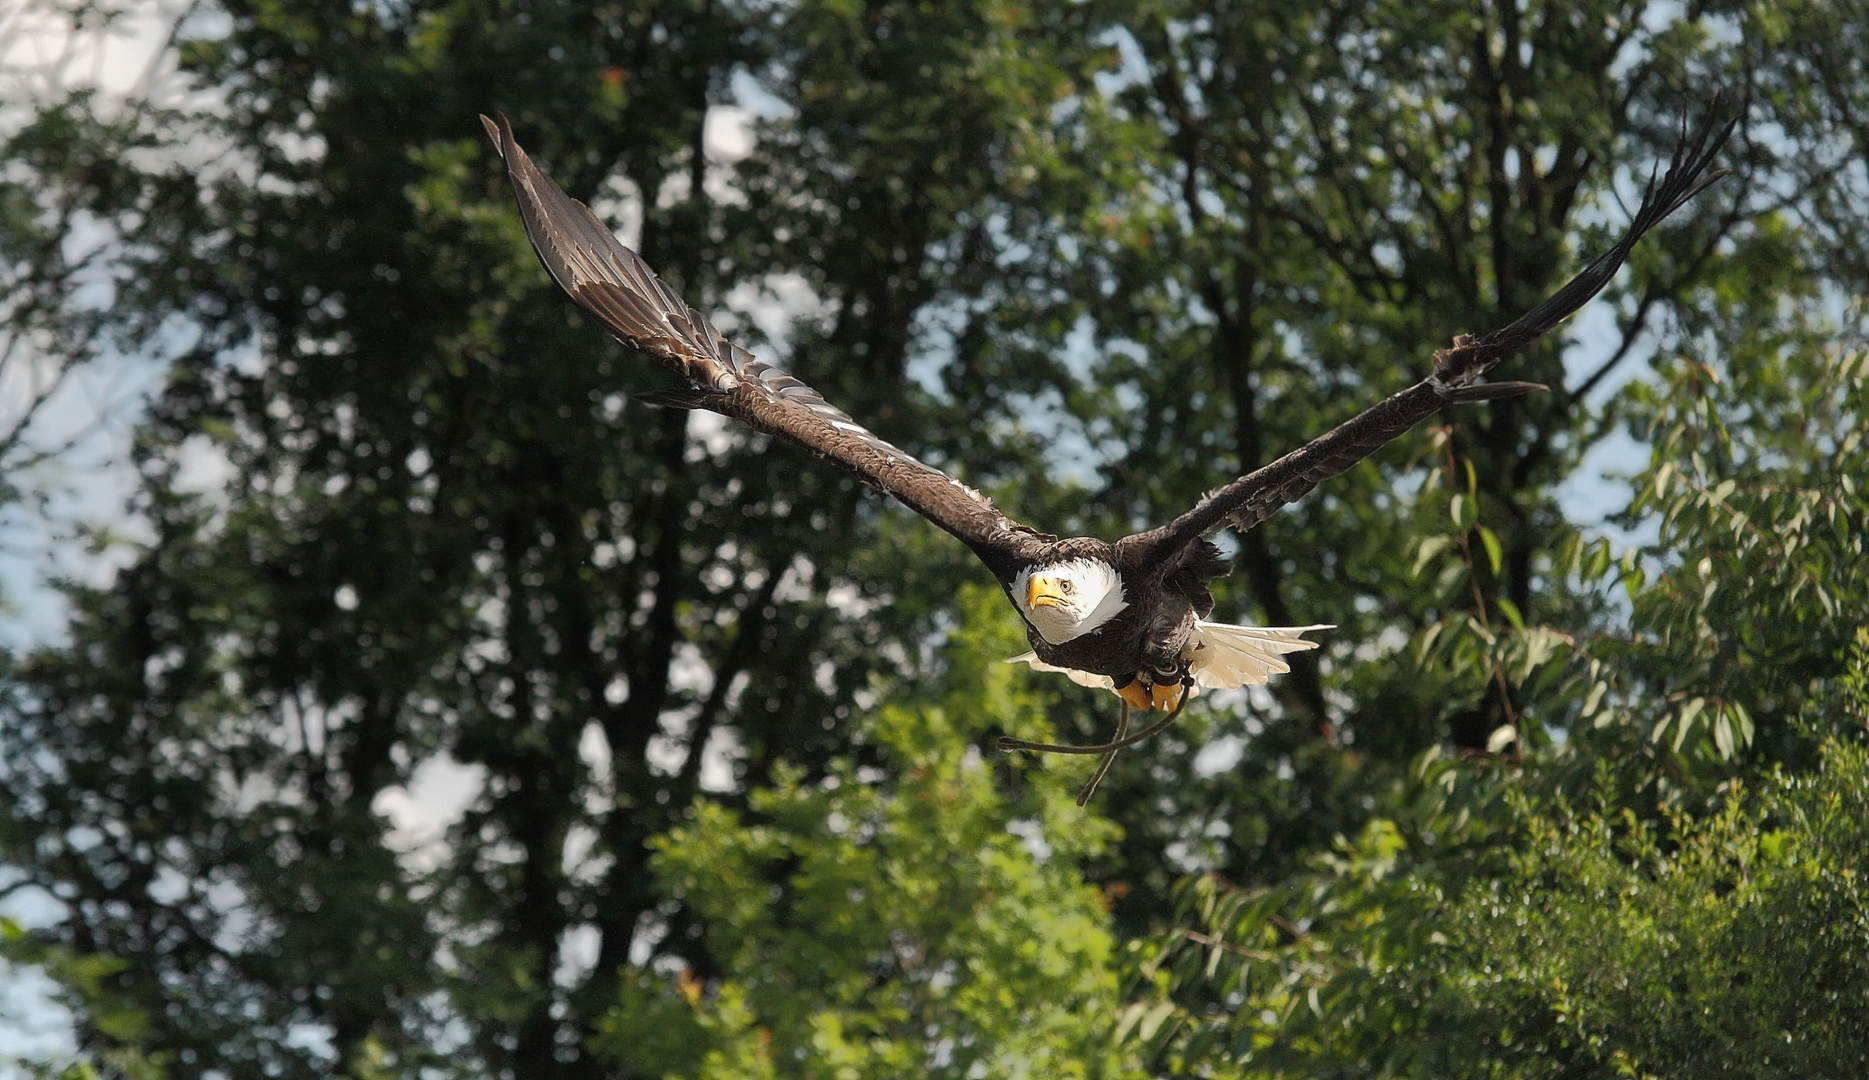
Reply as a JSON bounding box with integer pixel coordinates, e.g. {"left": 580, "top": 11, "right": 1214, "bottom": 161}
{"left": 1116, "top": 680, "right": 1153, "bottom": 712}
{"left": 1151, "top": 681, "right": 1184, "bottom": 711}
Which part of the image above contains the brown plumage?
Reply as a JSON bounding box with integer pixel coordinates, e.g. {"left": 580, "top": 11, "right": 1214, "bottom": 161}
{"left": 481, "top": 102, "right": 1732, "bottom": 723}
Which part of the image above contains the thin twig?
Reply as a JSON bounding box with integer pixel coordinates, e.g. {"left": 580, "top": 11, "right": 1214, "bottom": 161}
{"left": 1177, "top": 928, "right": 1280, "bottom": 962}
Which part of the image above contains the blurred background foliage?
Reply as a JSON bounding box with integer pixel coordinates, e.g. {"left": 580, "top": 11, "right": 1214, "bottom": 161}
{"left": 0, "top": 0, "right": 1865, "bottom": 1076}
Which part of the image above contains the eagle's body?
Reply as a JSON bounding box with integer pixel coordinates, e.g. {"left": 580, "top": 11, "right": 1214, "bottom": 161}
{"left": 998, "top": 537, "right": 1322, "bottom": 711}
{"left": 481, "top": 108, "right": 1731, "bottom": 725}
{"left": 1020, "top": 537, "right": 1215, "bottom": 680}
{"left": 996, "top": 537, "right": 1333, "bottom": 710}
{"left": 1026, "top": 540, "right": 1212, "bottom": 700}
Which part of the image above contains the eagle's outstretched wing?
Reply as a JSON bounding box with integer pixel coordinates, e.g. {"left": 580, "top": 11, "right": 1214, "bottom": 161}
{"left": 482, "top": 114, "right": 1043, "bottom": 577}
{"left": 1123, "top": 97, "right": 1736, "bottom": 562}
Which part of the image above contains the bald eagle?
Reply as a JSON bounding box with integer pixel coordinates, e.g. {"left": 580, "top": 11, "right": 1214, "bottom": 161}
{"left": 482, "top": 105, "right": 1730, "bottom": 790}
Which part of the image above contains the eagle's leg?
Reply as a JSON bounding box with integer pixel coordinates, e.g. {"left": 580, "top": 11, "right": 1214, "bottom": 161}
{"left": 1149, "top": 679, "right": 1184, "bottom": 711}
{"left": 1075, "top": 702, "right": 1131, "bottom": 807}
{"left": 1114, "top": 674, "right": 1154, "bottom": 713}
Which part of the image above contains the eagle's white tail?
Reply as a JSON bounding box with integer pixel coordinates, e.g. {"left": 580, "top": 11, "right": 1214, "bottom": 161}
{"left": 1186, "top": 621, "right": 1331, "bottom": 689}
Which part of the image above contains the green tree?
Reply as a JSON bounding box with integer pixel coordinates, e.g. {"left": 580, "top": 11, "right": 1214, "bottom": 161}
{"left": 5, "top": 0, "right": 1869, "bottom": 1078}
{"left": 1048, "top": 0, "right": 1803, "bottom": 913}
{"left": 1126, "top": 344, "right": 1869, "bottom": 1075}
{"left": 1, "top": 0, "right": 1114, "bottom": 1075}
{"left": 595, "top": 586, "right": 1130, "bottom": 1079}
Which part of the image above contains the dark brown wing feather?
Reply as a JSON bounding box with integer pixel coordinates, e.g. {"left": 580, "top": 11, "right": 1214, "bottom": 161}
{"left": 481, "top": 114, "right": 1042, "bottom": 577}
{"left": 1122, "top": 96, "right": 1736, "bottom": 563}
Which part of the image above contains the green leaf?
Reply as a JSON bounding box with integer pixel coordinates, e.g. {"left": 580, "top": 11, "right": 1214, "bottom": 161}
{"left": 1414, "top": 535, "right": 1454, "bottom": 576}
{"left": 1675, "top": 697, "right": 1708, "bottom": 752}
{"left": 1135, "top": 1000, "right": 1178, "bottom": 1043}
{"left": 1478, "top": 526, "right": 1503, "bottom": 577}
{"left": 1495, "top": 595, "right": 1526, "bottom": 632}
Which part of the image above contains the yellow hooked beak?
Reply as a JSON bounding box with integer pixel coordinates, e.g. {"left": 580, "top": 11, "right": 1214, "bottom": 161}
{"left": 1027, "top": 574, "right": 1069, "bottom": 609}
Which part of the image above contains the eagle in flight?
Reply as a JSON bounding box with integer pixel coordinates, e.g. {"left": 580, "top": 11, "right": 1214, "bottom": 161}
{"left": 482, "top": 106, "right": 1730, "bottom": 790}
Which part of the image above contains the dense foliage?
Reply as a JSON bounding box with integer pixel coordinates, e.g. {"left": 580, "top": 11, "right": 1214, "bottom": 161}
{"left": 1, "top": 1, "right": 1865, "bottom": 1077}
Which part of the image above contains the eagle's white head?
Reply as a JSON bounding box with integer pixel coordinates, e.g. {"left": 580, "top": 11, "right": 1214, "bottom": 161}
{"left": 1012, "top": 558, "right": 1128, "bottom": 645}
